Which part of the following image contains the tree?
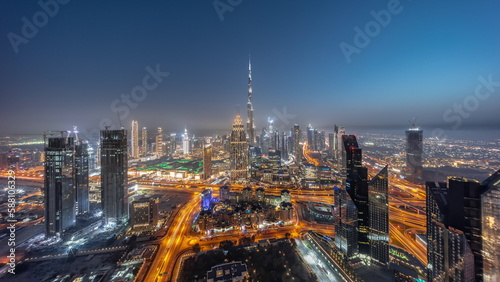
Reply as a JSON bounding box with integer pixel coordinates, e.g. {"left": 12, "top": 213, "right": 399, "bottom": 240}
{"left": 129, "top": 234, "right": 137, "bottom": 244}
{"left": 192, "top": 243, "right": 201, "bottom": 254}
{"left": 219, "top": 240, "right": 234, "bottom": 250}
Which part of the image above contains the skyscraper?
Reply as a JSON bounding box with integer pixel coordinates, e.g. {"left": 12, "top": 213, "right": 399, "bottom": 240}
{"left": 447, "top": 177, "right": 484, "bottom": 281}
{"left": 332, "top": 125, "right": 339, "bottom": 159}
{"left": 481, "top": 170, "right": 500, "bottom": 281}
{"left": 426, "top": 171, "right": 500, "bottom": 282}
{"left": 203, "top": 143, "right": 212, "bottom": 180}
{"left": 44, "top": 137, "right": 76, "bottom": 237}
{"left": 343, "top": 135, "right": 369, "bottom": 255}
{"left": 334, "top": 186, "right": 358, "bottom": 258}
{"left": 155, "top": 127, "right": 164, "bottom": 157}
{"left": 337, "top": 126, "right": 345, "bottom": 165}
{"left": 318, "top": 130, "right": 326, "bottom": 151}
{"left": 406, "top": 122, "right": 423, "bottom": 183}
{"left": 287, "top": 134, "right": 293, "bottom": 160}
{"left": 183, "top": 128, "right": 190, "bottom": 155}
{"left": 368, "top": 165, "right": 389, "bottom": 265}
{"left": 131, "top": 120, "right": 139, "bottom": 158}
{"left": 328, "top": 133, "right": 335, "bottom": 158}
{"left": 230, "top": 114, "right": 248, "bottom": 181}
{"left": 280, "top": 131, "right": 288, "bottom": 160}
{"left": 75, "top": 141, "right": 89, "bottom": 215}
{"left": 169, "top": 133, "right": 177, "bottom": 154}
{"left": 141, "top": 126, "right": 147, "bottom": 156}
{"left": 307, "top": 124, "right": 314, "bottom": 150}
{"left": 248, "top": 146, "right": 262, "bottom": 168}
{"left": 100, "top": 129, "right": 128, "bottom": 224}
{"left": 426, "top": 181, "right": 475, "bottom": 281}
{"left": 260, "top": 127, "right": 269, "bottom": 154}
{"left": 293, "top": 124, "right": 301, "bottom": 163}
{"left": 246, "top": 56, "right": 255, "bottom": 146}
{"left": 273, "top": 130, "right": 280, "bottom": 151}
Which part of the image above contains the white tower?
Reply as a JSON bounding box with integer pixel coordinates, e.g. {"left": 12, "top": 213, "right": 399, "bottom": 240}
{"left": 131, "top": 120, "right": 139, "bottom": 158}
{"left": 183, "top": 128, "right": 190, "bottom": 155}
{"left": 247, "top": 55, "right": 256, "bottom": 146}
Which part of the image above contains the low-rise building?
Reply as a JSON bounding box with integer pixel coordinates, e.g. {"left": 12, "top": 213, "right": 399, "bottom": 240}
{"left": 206, "top": 261, "right": 249, "bottom": 282}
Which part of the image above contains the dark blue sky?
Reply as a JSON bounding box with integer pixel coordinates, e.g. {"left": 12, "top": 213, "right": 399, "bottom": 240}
{"left": 1, "top": 0, "right": 499, "bottom": 136}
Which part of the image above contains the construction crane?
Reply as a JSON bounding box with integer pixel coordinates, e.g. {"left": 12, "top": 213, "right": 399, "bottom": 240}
{"left": 66, "top": 126, "right": 80, "bottom": 143}
{"left": 15, "top": 127, "right": 89, "bottom": 145}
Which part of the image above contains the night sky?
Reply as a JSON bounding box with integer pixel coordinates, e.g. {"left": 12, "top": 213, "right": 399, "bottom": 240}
{"left": 1, "top": 0, "right": 499, "bottom": 137}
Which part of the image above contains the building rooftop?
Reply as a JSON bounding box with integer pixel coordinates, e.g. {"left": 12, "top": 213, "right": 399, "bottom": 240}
{"left": 206, "top": 261, "right": 248, "bottom": 282}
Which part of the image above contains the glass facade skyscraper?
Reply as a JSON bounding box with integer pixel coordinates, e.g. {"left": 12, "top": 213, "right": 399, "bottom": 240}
{"left": 293, "top": 124, "right": 301, "bottom": 163}
{"left": 426, "top": 181, "right": 476, "bottom": 281}
{"left": 368, "top": 165, "right": 389, "bottom": 265}
{"left": 307, "top": 124, "right": 314, "bottom": 150}
{"left": 75, "top": 141, "right": 89, "bottom": 215}
{"left": 334, "top": 186, "right": 358, "bottom": 258}
{"left": 44, "top": 137, "right": 76, "bottom": 237}
{"left": 426, "top": 170, "right": 500, "bottom": 282}
{"left": 100, "top": 129, "right": 128, "bottom": 224}
{"left": 480, "top": 170, "right": 500, "bottom": 282}
{"left": 405, "top": 126, "right": 423, "bottom": 183}
{"left": 342, "top": 135, "right": 369, "bottom": 255}
{"left": 337, "top": 126, "right": 345, "bottom": 166}
{"left": 447, "top": 177, "right": 484, "bottom": 281}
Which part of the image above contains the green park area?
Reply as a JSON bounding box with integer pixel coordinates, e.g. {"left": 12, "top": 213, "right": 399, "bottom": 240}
{"left": 135, "top": 159, "right": 203, "bottom": 174}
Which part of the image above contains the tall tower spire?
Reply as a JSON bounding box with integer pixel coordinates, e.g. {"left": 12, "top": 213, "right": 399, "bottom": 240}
{"left": 247, "top": 55, "right": 256, "bottom": 146}
{"left": 183, "top": 127, "right": 190, "bottom": 155}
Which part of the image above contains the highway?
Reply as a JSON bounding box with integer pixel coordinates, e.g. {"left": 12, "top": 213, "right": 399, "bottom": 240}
{"left": 363, "top": 153, "right": 427, "bottom": 265}
{"left": 141, "top": 183, "right": 335, "bottom": 281}
{"left": 296, "top": 239, "right": 344, "bottom": 282}
{"left": 303, "top": 148, "right": 428, "bottom": 265}
{"left": 144, "top": 195, "right": 200, "bottom": 282}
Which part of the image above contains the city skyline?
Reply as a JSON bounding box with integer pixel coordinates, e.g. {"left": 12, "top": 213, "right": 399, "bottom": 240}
{"left": 1, "top": 106, "right": 499, "bottom": 280}
{"left": 1, "top": 1, "right": 499, "bottom": 281}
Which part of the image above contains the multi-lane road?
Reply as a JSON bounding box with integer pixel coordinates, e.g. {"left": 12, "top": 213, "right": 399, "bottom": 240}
{"left": 144, "top": 195, "right": 200, "bottom": 282}
{"left": 302, "top": 147, "right": 428, "bottom": 265}
{"left": 141, "top": 183, "right": 335, "bottom": 282}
